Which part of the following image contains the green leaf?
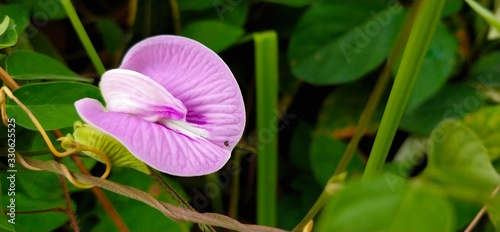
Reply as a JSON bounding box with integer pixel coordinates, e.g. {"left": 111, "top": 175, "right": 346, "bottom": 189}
{"left": 31, "top": 0, "right": 67, "bottom": 20}
{"left": 442, "top": 0, "right": 463, "bottom": 17}
{"left": 0, "top": 182, "right": 15, "bottom": 231}
{"left": 400, "top": 83, "right": 486, "bottom": 135}
{"left": 468, "top": 52, "right": 500, "bottom": 79}
{"left": 29, "top": 31, "right": 66, "bottom": 64}
{"left": 463, "top": 105, "right": 500, "bottom": 160}
{"left": 488, "top": 195, "right": 500, "bottom": 228}
{"left": 398, "top": 23, "right": 459, "bottom": 112}
{"left": 6, "top": 50, "right": 92, "bottom": 82}
{"left": 0, "top": 214, "right": 15, "bottom": 231}
{"left": 309, "top": 134, "right": 364, "bottom": 186}
{"left": 288, "top": 0, "right": 406, "bottom": 84}
{"left": 181, "top": 20, "right": 244, "bottom": 53}
{"left": 5, "top": 82, "right": 103, "bottom": 130}
{"left": 0, "top": 3, "right": 31, "bottom": 35}
{"left": 96, "top": 18, "right": 124, "bottom": 55}
{"left": 92, "top": 168, "right": 191, "bottom": 231}
{"left": 0, "top": 16, "right": 18, "bottom": 49}
{"left": 424, "top": 119, "right": 500, "bottom": 194}
{"left": 25, "top": 127, "right": 98, "bottom": 183}
{"left": 1, "top": 170, "right": 74, "bottom": 232}
{"left": 315, "top": 176, "right": 455, "bottom": 232}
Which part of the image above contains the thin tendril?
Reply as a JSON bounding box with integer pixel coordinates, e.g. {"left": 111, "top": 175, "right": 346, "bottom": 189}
{"left": 1, "top": 86, "right": 111, "bottom": 187}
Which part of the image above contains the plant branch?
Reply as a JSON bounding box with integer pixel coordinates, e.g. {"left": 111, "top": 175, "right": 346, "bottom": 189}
{"left": 59, "top": 172, "right": 80, "bottom": 232}
{"left": 0, "top": 67, "right": 128, "bottom": 232}
{"left": 23, "top": 157, "right": 287, "bottom": 232}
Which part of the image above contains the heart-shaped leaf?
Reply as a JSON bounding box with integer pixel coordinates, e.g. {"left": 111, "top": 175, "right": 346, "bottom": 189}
{"left": 463, "top": 105, "right": 500, "bottom": 160}
{"left": 6, "top": 50, "right": 92, "bottom": 82}
{"left": 424, "top": 119, "right": 500, "bottom": 194}
{"left": 315, "top": 176, "right": 455, "bottom": 231}
{"left": 5, "top": 82, "right": 103, "bottom": 130}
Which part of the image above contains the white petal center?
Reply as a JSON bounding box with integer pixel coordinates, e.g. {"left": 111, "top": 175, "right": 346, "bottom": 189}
{"left": 101, "top": 69, "right": 209, "bottom": 140}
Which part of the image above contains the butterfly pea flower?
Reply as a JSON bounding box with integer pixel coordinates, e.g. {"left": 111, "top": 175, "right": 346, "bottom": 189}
{"left": 74, "top": 35, "right": 246, "bottom": 176}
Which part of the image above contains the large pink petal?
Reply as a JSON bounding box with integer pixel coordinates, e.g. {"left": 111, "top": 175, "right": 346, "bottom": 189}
{"left": 75, "top": 98, "right": 231, "bottom": 176}
{"left": 119, "top": 35, "right": 245, "bottom": 150}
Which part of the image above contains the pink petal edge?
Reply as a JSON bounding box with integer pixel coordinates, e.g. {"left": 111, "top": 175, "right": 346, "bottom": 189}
{"left": 75, "top": 98, "right": 231, "bottom": 176}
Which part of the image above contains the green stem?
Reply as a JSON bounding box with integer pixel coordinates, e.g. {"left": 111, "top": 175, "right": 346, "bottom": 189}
{"left": 291, "top": 174, "right": 345, "bottom": 232}
{"left": 61, "top": 0, "right": 106, "bottom": 76}
{"left": 254, "top": 31, "right": 279, "bottom": 227}
{"left": 363, "top": 0, "right": 446, "bottom": 179}
{"left": 333, "top": 0, "right": 418, "bottom": 177}
{"left": 292, "top": 4, "right": 419, "bottom": 231}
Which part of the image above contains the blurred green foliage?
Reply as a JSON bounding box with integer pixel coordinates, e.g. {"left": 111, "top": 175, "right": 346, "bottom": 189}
{"left": 1, "top": 0, "right": 500, "bottom": 231}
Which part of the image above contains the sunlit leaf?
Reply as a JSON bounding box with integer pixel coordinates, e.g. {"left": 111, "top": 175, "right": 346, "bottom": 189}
{"left": 315, "top": 176, "right": 455, "bottom": 231}
{"left": 5, "top": 82, "right": 103, "bottom": 130}
{"left": 463, "top": 105, "right": 500, "bottom": 160}
{"left": 423, "top": 119, "right": 500, "bottom": 195}
{"left": 6, "top": 50, "right": 92, "bottom": 82}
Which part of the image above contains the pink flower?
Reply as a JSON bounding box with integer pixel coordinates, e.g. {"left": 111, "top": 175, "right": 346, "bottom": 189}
{"left": 75, "top": 35, "right": 246, "bottom": 176}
